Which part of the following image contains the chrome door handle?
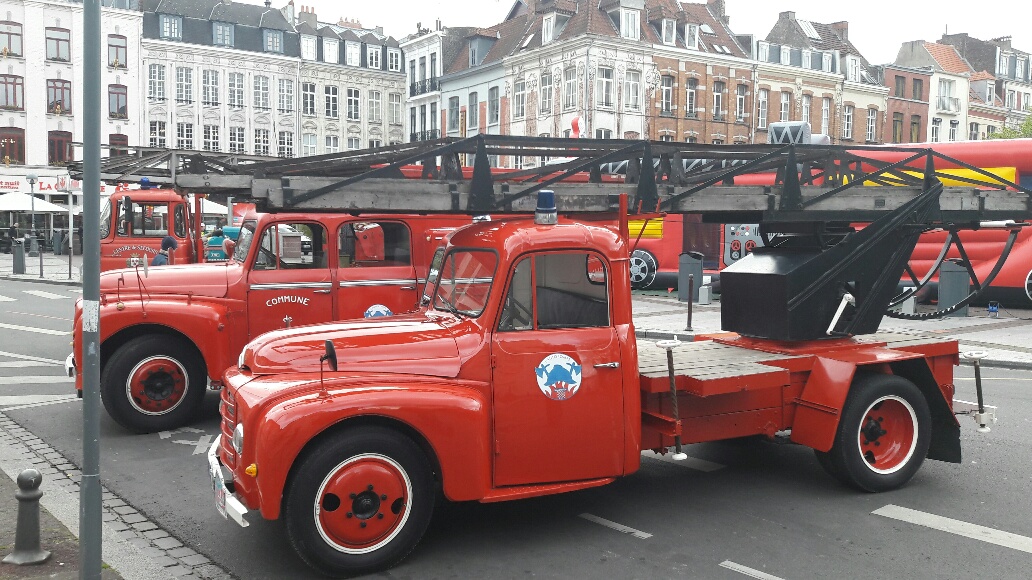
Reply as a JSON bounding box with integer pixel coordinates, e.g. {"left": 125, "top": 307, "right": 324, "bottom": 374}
{"left": 314, "top": 289, "right": 332, "bottom": 294}
{"left": 594, "top": 362, "right": 620, "bottom": 368}
{"left": 401, "top": 286, "right": 416, "bottom": 290}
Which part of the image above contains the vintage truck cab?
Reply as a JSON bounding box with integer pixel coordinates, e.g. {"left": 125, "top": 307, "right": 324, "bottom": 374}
{"left": 69, "top": 212, "right": 467, "bottom": 432}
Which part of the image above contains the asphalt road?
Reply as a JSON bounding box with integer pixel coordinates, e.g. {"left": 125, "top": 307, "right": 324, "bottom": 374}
{"left": 1, "top": 277, "right": 1031, "bottom": 579}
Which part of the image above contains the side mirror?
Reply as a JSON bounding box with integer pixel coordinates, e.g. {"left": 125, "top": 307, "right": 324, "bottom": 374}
{"left": 321, "top": 339, "right": 338, "bottom": 372}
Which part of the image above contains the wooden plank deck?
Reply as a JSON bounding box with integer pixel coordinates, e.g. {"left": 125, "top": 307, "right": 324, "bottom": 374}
{"left": 637, "top": 340, "right": 802, "bottom": 396}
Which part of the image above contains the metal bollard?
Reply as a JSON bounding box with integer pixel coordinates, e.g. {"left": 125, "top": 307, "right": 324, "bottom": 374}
{"left": 685, "top": 274, "right": 694, "bottom": 332}
{"left": 3, "top": 469, "right": 51, "bottom": 565}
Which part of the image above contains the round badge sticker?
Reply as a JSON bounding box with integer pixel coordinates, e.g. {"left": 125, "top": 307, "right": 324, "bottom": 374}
{"left": 535, "top": 354, "right": 583, "bottom": 401}
{"left": 364, "top": 304, "right": 393, "bottom": 318}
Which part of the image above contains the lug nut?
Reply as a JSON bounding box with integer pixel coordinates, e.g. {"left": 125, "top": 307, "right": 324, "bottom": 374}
{"left": 377, "top": 513, "right": 383, "bottom": 519}
{"left": 349, "top": 493, "right": 356, "bottom": 499}
{"left": 360, "top": 522, "right": 366, "bottom": 528}
{"left": 346, "top": 512, "right": 353, "bottom": 518}
{"left": 367, "top": 484, "right": 374, "bottom": 491}
{"left": 380, "top": 494, "right": 387, "bottom": 500}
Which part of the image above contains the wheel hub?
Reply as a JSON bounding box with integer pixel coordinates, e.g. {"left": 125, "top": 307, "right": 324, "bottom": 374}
{"left": 126, "top": 357, "right": 188, "bottom": 415}
{"left": 315, "top": 454, "right": 411, "bottom": 554}
{"left": 857, "top": 396, "right": 918, "bottom": 474}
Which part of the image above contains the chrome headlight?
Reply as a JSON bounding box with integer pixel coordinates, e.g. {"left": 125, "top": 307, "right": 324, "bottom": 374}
{"left": 237, "top": 348, "right": 246, "bottom": 369}
{"left": 232, "top": 423, "right": 244, "bottom": 454}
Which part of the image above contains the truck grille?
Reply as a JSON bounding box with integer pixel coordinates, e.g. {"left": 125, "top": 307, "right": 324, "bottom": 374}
{"left": 219, "top": 387, "right": 237, "bottom": 468}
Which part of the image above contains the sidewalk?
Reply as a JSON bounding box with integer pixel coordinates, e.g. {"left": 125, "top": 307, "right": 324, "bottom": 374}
{"left": 632, "top": 291, "right": 1032, "bottom": 370}
{"left": 0, "top": 252, "right": 82, "bottom": 287}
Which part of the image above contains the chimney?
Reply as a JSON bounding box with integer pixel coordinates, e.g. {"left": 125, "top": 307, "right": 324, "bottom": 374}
{"left": 830, "top": 21, "right": 848, "bottom": 41}
{"left": 375, "top": 26, "right": 384, "bottom": 36}
{"left": 708, "top": 0, "right": 728, "bottom": 25}
{"left": 298, "top": 4, "right": 317, "bottom": 28}
{"left": 779, "top": 11, "right": 795, "bottom": 21}
{"left": 264, "top": 0, "right": 271, "bottom": 7}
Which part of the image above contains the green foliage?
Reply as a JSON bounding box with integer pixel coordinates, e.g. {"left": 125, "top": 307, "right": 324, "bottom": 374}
{"left": 988, "top": 115, "right": 1032, "bottom": 139}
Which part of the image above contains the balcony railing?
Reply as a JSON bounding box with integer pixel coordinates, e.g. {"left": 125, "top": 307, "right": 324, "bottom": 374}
{"left": 409, "top": 77, "right": 441, "bottom": 97}
{"left": 936, "top": 96, "right": 960, "bottom": 113}
{"left": 410, "top": 129, "right": 441, "bottom": 142}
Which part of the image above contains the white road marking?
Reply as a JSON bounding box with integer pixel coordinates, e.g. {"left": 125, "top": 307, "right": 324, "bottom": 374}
{"left": 22, "top": 289, "right": 68, "bottom": 300}
{"left": 0, "top": 294, "right": 15, "bottom": 302}
{"left": 642, "top": 450, "right": 726, "bottom": 472}
{"left": 0, "top": 375, "right": 74, "bottom": 385}
{"left": 0, "top": 361, "right": 60, "bottom": 368}
{"left": 0, "top": 322, "right": 68, "bottom": 336}
{"left": 0, "top": 395, "right": 78, "bottom": 410}
{"left": 874, "top": 504, "right": 1032, "bottom": 553}
{"left": 158, "top": 427, "right": 206, "bottom": 439}
{"left": 578, "top": 513, "right": 652, "bottom": 539}
{"left": 719, "top": 561, "right": 787, "bottom": 580}
{"left": 6, "top": 311, "right": 72, "bottom": 322}
{"left": 172, "top": 435, "right": 214, "bottom": 455}
{"left": 955, "top": 377, "right": 1032, "bottom": 381}
{"left": 0, "top": 350, "right": 65, "bottom": 365}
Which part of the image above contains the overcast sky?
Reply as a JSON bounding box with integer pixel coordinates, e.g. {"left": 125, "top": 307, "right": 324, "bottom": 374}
{"left": 299, "top": 0, "right": 1030, "bottom": 67}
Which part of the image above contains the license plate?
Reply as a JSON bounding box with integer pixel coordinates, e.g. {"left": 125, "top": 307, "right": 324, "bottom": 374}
{"left": 209, "top": 450, "right": 228, "bottom": 518}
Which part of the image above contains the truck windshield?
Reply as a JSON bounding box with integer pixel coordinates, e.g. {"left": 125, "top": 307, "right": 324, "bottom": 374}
{"left": 233, "top": 221, "right": 257, "bottom": 263}
{"left": 432, "top": 250, "right": 497, "bottom": 317}
{"left": 422, "top": 248, "right": 445, "bottom": 306}
{"left": 98, "top": 197, "right": 111, "bottom": 239}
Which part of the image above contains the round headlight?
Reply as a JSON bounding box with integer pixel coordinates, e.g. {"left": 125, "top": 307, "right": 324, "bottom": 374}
{"left": 237, "top": 349, "right": 246, "bottom": 369}
{"left": 232, "top": 423, "right": 244, "bottom": 454}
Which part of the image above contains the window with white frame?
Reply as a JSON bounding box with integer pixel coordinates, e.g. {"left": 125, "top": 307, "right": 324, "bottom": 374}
{"left": 388, "top": 49, "right": 401, "bottom": 71}
{"left": 948, "top": 119, "right": 958, "bottom": 141}
{"left": 279, "top": 79, "right": 293, "bottom": 113}
{"left": 160, "top": 14, "right": 181, "bottom": 40}
{"left": 595, "top": 128, "right": 612, "bottom": 139}
{"left": 369, "top": 139, "right": 383, "bottom": 148}
{"left": 842, "top": 105, "right": 854, "bottom": 139}
{"left": 255, "top": 129, "right": 270, "bottom": 155}
{"left": 998, "top": 52, "right": 1009, "bottom": 75}
{"left": 263, "top": 30, "right": 283, "bottom": 53}
{"left": 969, "top": 121, "right": 980, "bottom": 141}
{"left": 302, "top": 82, "right": 316, "bottom": 115}
{"left": 822, "top": 53, "right": 832, "bottom": 72}
{"left": 489, "top": 87, "right": 499, "bottom": 124}
{"left": 757, "top": 89, "right": 768, "bottom": 129}
{"left": 347, "top": 136, "right": 360, "bottom": 150}
{"left": 513, "top": 78, "right": 526, "bottom": 119}
{"left": 430, "top": 101, "right": 437, "bottom": 131}
{"left": 847, "top": 56, "right": 860, "bottom": 82}
{"left": 780, "top": 91, "right": 790, "bottom": 122}
{"left": 176, "top": 67, "right": 192, "bottom": 103}
{"left": 202, "top": 70, "right": 219, "bottom": 106}
{"left": 367, "top": 46, "right": 381, "bottom": 69}
{"left": 821, "top": 97, "right": 830, "bottom": 134}
{"left": 203, "top": 125, "right": 219, "bottom": 151}
{"left": 324, "top": 39, "right": 339, "bottom": 64}
{"left": 686, "top": 78, "right": 697, "bottom": 117}
{"left": 325, "top": 85, "right": 338, "bottom": 118}
{"left": 301, "top": 36, "right": 317, "bottom": 60}
{"left": 736, "top": 84, "right": 747, "bottom": 122}
{"left": 620, "top": 9, "right": 639, "bottom": 40}
{"left": 149, "top": 121, "right": 166, "bottom": 148}
{"left": 368, "top": 90, "right": 381, "bottom": 122}
{"left": 543, "top": 15, "right": 555, "bottom": 44}
{"left": 228, "top": 127, "right": 245, "bottom": 153}
{"left": 254, "top": 75, "right": 270, "bottom": 110}
{"left": 325, "top": 135, "right": 339, "bottom": 153}
{"left": 662, "top": 19, "right": 675, "bottom": 45}
{"left": 278, "top": 131, "right": 293, "bottom": 158}
{"left": 389, "top": 93, "right": 402, "bottom": 124}
{"left": 468, "top": 92, "right": 479, "bottom": 127}
{"left": 713, "top": 81, "right": 725, "bottom": 120}
{"left": 176, "top": 122, "right": 193, "bottom": 149}
{"left": 346, "top": 88, "right": 360, "bottom": 120}
{"left": 802, "top": 50, "right": 811, "bottom": 69}
{"left": 228, "top": 72, "right": 244, "bottom": 108}
{"left": 302, "top": 133, "right": 317, "bottom": 156}
{"left": 596, "top": 66, "right": 614, "bottom": 108}
{"left": 148, "top": 64, "right": 165, "bottom": 100}
{"left": 758, "top": 42, "right": 769, "bottom": 62}
{"left": 931, "top": 118, "right": 942, "bottom": 141}
{"left": 563, "top": 67, "right": 577, "bottom": 109}
{"left": 866, "top": 108, "right": 878, "bottom": 141}
{"left": 212, "top": 22, "right": 234, "bottom": 47}
{"left": 660, "top": 75, "right": 674, "bottom": 113}
{"left": 345, "top": 42, "right": 359, "bottom": 66}
{"left": 781, "top": 46, "right": 790, "bottom": 65}
{"left": 801, "top": 94, "right": 811, "bottom": 124}
{"left": 541, "top": 73, "right": 553, "bottom": 113}
{"left": 624, "top": 70, "right": 640, "bottom": 112}
{"left": 685, "top": 23, "right": 699, "bottom": 49}
{"left": 448, "top": 97, "right": 459, "bottom": 130}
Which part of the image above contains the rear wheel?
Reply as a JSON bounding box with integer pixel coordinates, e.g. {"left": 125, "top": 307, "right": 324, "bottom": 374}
{"left": 629, "top": 249, "right": 658, "bottom": 289}
{"left": 101, "top": 335, "right": 207, "bottom": 433}
{"left": 285, "top": 426, "right": 434, "bottom": 577}
{"left": 819, "top": 374, "right": 931, "bottom": 492}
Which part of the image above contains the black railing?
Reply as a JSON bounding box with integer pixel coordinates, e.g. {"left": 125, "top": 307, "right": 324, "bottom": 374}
{"left": 409, "top": 78, "right": 441, "bottom": 97}
{"left": 409, "top": 130, "right": 441, "bottom": 142}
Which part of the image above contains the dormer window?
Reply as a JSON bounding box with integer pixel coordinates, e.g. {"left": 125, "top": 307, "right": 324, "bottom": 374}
{"left": 662, "top": 19, "right": 675, "bottom": 45}
{"left": 367, "top": 46, "right": 381, "bottom": 69}
{"left": 345, "top": 42, "right": 359, "bottom": 66}
{"left": 469, "top": 43, "right": 477, "bottom": 66}
{"left": 620, "top": 9, "right": 639, "bottom": 40}
{"left": 802, "top": 50, "right": 811, "bottom": 69}
{"left": 780, "top": 46, "right": 790, "bottom": 65}
{"left": 263, "top": 30, "right": 283, "bottom": 53}
{"left": 543, "top": 14, "right": 555, "bottom": 44}
{"left": 822, "top": 53, "right": 833, "bottom": 73}
{"left": 212, "top": 22, "right": 234, "bottom": 47}
{"left": 847, "top": 55, "right": 860, "bottom": 82}
{"left": 685, "top": 24, "right": 699, "bottom": 49}
{"left": 301, "top": 36, "right": 317, "bottom": 60}
{"left": 324, "top": 38, "right": 339, "bottom": 64}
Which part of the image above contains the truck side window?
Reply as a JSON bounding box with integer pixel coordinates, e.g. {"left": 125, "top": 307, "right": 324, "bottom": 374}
{"left": 118, "top": 203, "right": 167, "bottom": 237}
{"left": 253, "top": 223, "right": 327, "bottom": 270}
{"left": 498, "top": 258, "right": 533, "bottom": 331}
{"left": 173, "top": 204, "right": 187, "bottom": 238}
{"left": 338, "top": 222, "right": 411, "bottom": 268}
{"left": 535, "top": 252, "right": 610, "bottom": 329}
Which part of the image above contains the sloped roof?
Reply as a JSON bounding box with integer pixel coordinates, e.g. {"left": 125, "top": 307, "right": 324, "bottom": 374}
{"left": 680, "top": 2, "right": 747, "bottom": 58}
{"left": 317, "top": 26, "right": 340, "bottom": 39}
{"left": 446, "top": 14, "right": 532, "bottom": 74}
{"left": 969, "top": 70, "right": 995, "bottom": 81}
{"left": 803, "top": 21, "right": 862, "bottom": 57}
{"left": 146, "top": 0, "right": 294, "bottom": 31}
{"left": 923, "top": 42, "right": 973, "bottom": 74}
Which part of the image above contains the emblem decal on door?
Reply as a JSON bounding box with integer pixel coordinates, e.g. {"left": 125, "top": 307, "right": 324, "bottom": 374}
{"left": 364, "top": 304, "right": 393, "bottom": 318}
{"left": 535, "top": 354, "right": 583, "bottom": 401}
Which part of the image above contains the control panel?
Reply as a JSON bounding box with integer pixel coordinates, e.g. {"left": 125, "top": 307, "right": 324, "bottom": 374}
{"left": 723, "top": 223, "right": 764, "bottom": 267}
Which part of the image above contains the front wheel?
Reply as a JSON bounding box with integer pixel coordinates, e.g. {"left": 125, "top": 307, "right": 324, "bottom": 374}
{"left": 818, "top": 374, "right": 931, "bottom": 492}
{"left": 285, "top": 426, "right": 434, "bottom": 577}
{"left": 101, "top": 335, "right": 207, "bottom": 433}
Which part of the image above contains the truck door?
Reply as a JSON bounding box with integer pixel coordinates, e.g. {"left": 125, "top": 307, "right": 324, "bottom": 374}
{"left": 336, "top": 221, "right": 419, "bottom": 319}
{"left": 491, "top": 251, "right": 625, "bottom": 486}
{"left": 247, "top": 222, "right": 332, "bottom": 338}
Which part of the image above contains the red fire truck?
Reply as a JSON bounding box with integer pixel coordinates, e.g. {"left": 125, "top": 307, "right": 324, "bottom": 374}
{"left": 100, "top": 186, "right": 200, "bottom": 270}
{"left": 208, "top": 188, "right": 986, "bottom": 576}
{"left": 68, "top": 211, "right": 469, "bottom": 432}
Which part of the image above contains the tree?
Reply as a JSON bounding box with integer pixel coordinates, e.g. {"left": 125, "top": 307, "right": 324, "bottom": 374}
{"left": 988, "top": 114, "right": 1032, "bottom": 139}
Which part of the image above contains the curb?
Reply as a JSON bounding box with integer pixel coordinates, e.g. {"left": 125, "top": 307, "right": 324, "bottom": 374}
{"left": 0, "top": 274, "right": 82, "bottom": 287}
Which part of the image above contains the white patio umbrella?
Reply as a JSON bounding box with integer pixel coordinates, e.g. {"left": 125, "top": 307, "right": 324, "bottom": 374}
{"left": 0, "top": 191, "right": 69, "bottom": 212}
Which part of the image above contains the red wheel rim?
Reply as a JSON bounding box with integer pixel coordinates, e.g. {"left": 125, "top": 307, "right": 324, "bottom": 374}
{"left": 856, "top": 395, "right": 918, "bottom": 474}
{"left": 314, "top": 454, "right": 411, "bottom": 554}
{"left": 125, "top": 356, "right": 189, "bottom": 415}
